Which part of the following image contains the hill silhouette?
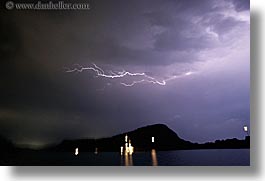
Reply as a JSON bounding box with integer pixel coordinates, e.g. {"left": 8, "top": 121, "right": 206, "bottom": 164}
{"left": 50, "top": 124, "right": 250, "bottom": 152}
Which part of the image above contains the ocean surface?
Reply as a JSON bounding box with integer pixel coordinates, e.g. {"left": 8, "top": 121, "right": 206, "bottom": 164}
{"left": 4, "top": 149, "right": 250, "bottom": 166}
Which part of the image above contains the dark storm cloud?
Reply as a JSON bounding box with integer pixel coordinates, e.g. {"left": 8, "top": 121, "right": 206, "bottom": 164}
{"left": 0, "top": 0, "right": 248, "bottom": 67}
{"left": 0, "top": 0, "right": 249, "bottom": 145}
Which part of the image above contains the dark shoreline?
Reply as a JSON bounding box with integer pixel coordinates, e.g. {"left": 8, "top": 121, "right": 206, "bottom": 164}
{"left": 0, "top": 124, "right": 250, "bottom": 165}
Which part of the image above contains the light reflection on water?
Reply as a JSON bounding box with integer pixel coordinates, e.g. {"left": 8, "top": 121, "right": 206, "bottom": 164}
{"left": 124, "top": 154, "right": 133, "bottom": 166}
{"left": 118, "top": 149, "right": 249, "bottom": 166}
{"left": 11, "top": 149, "right": 249, "bottom": 165}
{"left": 151, "top": 149, "right": 158, "bottom": 166}
{"left": 120, "top": 149, "right": 158, "bottom": 166}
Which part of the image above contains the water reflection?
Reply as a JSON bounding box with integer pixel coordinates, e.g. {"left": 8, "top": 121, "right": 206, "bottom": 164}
{"left": 151, "top": 149, "right": 158, "bottom": 166}
{"left": 124, "top": 153, "right": 133, "bottom": 166}
{"left": 120, "top": 149, "right": 158, "bottom": 166}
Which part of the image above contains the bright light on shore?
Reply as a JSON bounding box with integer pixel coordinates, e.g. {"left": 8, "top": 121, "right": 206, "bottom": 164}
{"left": 243, "top": 125, "right": 248, "bottom": 132}
{"left": 121, "top": 136, "right": 134, "bottom": 155}
{"left": 120, "top": 146, "right": 123, "bottom": 155}
{"left": 75, "top": 148, "right": 79, "bottom": 156}
{"left": 152, "top": 137, "right": 155, "bottom": 143}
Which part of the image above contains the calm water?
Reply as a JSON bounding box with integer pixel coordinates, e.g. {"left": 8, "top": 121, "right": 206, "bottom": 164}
{"left": 8, "top": 149, "right": 250, "bottom": 166}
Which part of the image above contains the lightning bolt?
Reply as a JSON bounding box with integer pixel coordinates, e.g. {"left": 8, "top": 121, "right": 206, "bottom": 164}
{"left": 64, "top": 64, "right": 195, "bottom": 87}
{"left": 120, "top": 71, "right": 195, "bottom": 87}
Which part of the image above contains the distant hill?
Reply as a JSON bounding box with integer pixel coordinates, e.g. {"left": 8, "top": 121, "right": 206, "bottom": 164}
{"left": 50, "top": 124, "right": 250, "bottom": 152}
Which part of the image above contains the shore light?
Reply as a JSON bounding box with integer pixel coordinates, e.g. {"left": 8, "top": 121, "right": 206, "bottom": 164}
{"left": 243, "top": 125, "right": 248, "bottom": 132}
{"left": 120, "top": 146, "right": 123, "bottom": 155}
{"left": 75, "top": 148, "right": 79, "bottom": 156}
{"left": 152, "top": 137, "right": 155, "bottom": 143}
{"left": 243, "top": 125, "right": 249, "bottom": 136}
{"left": 125, "top": 135, "right": 128, "bottom": 142}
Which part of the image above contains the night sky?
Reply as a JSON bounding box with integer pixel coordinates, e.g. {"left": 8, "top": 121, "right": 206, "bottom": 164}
{"left": 0, "top": 0, "right": 250, "bottom": 147}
